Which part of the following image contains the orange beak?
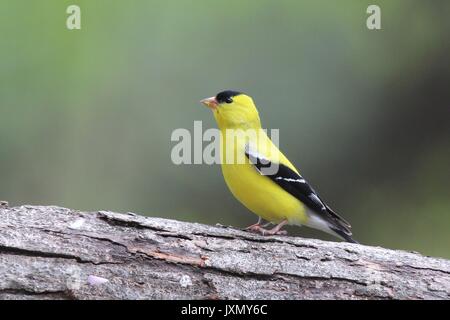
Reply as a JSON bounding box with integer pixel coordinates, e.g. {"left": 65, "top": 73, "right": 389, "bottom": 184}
{"left": 200, "top": 96, "right": 218, "bottom": 110}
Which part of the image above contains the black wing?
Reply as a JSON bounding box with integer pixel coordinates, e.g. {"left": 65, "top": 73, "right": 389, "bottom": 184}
{"left": 245, "top": 145, "right": 355, "bottom": 241}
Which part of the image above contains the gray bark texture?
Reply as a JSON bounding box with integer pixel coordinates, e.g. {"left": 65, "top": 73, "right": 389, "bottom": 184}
{"left": 0, "top": 204, "right": 449, "bottom": 300}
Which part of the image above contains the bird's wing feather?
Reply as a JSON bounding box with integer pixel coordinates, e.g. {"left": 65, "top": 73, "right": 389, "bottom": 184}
{"left": 244, "top": 144, "right": 352, "bottom": 232}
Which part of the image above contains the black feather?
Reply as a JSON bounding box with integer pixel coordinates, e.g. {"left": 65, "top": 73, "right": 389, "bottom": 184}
{"left": 245, "top": 147, "right": 356, "bottom": 243}
{"left": 216, "top": 90, "right": 242, "bottom": 104}
{"left": 330, "top": 227, "right": 359, "bottom": 244}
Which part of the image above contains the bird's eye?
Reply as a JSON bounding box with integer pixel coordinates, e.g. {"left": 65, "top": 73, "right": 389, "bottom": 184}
{"left": 225, "top": 97, "right": 233, "bottom": 104}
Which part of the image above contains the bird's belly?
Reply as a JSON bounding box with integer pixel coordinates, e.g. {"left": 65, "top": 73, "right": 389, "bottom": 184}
{"left": 221, "top": 163, "right": 307, "bottom": 224}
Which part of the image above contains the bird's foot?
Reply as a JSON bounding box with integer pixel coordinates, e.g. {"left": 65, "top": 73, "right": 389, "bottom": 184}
{"left": 244, "top": 223, "right": 262, "bottom": 232}
{"left": 245, "top": 225, "right": 288, "bottom": 236}
{"left": 243, "top": 217, "right": 263, "bottom": 232}
{"left": 246, "top": 219, "right": 288, "bottom": 236}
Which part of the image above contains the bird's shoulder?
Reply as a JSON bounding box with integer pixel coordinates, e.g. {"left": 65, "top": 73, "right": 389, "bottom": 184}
{"left": 244, "top": 140, "right": 298, "bottom": 173}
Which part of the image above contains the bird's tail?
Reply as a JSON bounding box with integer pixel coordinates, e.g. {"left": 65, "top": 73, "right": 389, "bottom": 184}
{"left": 322, "top": 204, "right": 359, "bottom": 244}
{"left": 329, "top": 226, "right": 359, "bottom": 244}
{"left": 306, "top": 208, "right": 359, "bottom": 244}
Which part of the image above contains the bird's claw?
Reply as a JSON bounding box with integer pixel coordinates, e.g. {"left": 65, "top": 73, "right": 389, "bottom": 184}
{"left": 245, "top": 225, "right": 287, "bottom": 236}
{"left": 243, "top": 223, "right": 261, "bottom": 232}
{"left": 272, "top": 230, "right": 288, "bottom": 236}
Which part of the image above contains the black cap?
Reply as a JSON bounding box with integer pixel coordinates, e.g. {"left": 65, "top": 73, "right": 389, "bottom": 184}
{"left": 215, "top": 90, "right": 242, "bottom": 104}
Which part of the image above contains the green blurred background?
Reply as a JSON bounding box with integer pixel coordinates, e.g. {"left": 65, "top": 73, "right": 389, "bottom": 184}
{"left": 1, "top": 0, "right": 449, "bottom": 258}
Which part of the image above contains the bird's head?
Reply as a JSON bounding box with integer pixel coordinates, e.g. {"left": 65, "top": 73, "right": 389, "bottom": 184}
{"left": 201, "top": 90, "right": 261, "bottom": 129}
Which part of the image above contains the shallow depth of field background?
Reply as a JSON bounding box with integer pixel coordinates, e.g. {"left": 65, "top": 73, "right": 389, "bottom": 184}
{"left": 1, "top": 0, "right": 449, "bottom": 258}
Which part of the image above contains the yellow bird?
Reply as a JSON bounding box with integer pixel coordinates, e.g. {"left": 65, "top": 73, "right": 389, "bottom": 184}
{"left": 201, "top": 90, "right": 357, "bottom": 243}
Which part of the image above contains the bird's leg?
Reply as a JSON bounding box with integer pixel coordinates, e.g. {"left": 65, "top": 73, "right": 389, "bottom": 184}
{"left": 247, "top": 219, "right": 288, "bottom": 236}
{"left": 244, "top": 217, "right": 263, "bottom": 232}
{"left": 263, "top": 220, "right": 288, "bottom": 236}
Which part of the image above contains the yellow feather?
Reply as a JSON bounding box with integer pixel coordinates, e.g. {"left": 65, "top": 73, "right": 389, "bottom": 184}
{"left": 212, "top": 93, "right": 308, "bottom": 225}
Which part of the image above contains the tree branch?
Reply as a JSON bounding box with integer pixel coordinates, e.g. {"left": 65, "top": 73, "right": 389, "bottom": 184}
{"left": 0, "top": 205, "right": 448, "bottom": 299}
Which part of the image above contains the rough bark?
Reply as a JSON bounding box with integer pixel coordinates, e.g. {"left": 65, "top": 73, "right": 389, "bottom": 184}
{"left": 0, "top": 205, "right": 448, "bottom": 300}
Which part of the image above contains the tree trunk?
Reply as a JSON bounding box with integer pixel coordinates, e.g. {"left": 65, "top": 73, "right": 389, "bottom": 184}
{"left": 0, "top": 205, "right": 448, "bottom": 300}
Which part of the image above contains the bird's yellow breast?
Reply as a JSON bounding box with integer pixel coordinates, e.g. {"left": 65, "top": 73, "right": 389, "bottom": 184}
{"left": 220, "top": 131, "right": 307, "bottom": 225}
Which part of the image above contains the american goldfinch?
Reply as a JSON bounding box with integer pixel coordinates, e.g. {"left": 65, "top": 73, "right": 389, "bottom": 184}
{"left": 201, "top": 90, "right": 357, "bottom": 243}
